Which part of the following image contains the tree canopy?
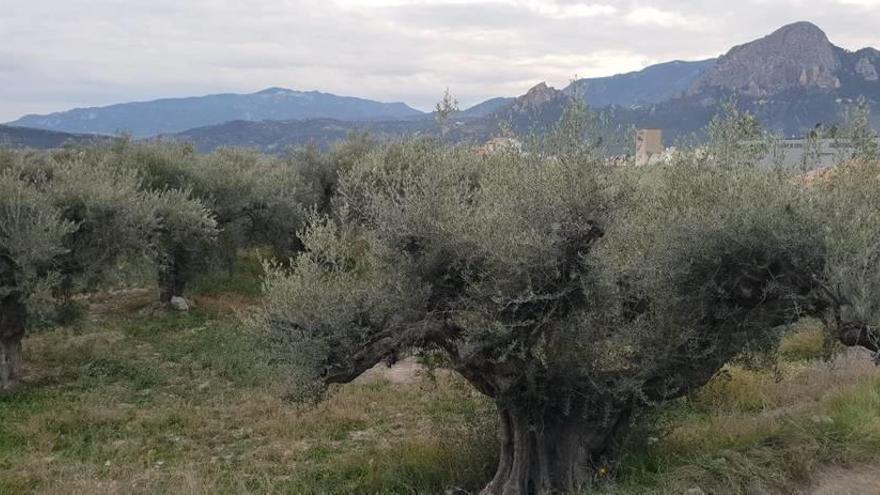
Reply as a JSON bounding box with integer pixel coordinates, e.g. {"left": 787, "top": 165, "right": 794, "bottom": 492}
{"left": 251, "top": 131, "right": 861, "bottom": 493}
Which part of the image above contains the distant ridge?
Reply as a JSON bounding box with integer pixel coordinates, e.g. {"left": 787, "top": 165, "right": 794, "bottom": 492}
{"left": 567, "top": 59, "right": 716, "bottom": 107}
{"left": 0, "top": 124, "right": 106, "bottom": 149}
{"left": 7, "top": 88, "right": 424, "bottom": 138}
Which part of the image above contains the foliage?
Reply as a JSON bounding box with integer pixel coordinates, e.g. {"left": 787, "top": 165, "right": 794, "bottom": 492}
{"left": 808, "top": 159, "right": 880, "bottom": 352}
{"left": 434, "top": 88, "right": 460, "bottom": 137}
{"left": 543, "top": 94, "right": 606, "bottom": 158}
{"left": 42, "top": 156, "right": 155, "bottom": 295}
{"left": 93, "top": 139, "right": 307, "bottom": 301}
{"left": 0, "top": 148, "right": 157, "bottom": 389}
{"left": 705, "top": 100, "right": 766, "bottom": 167}
{"left": 843, "top": 97, "right": 879, "bottom": 162}
{"left": 145, "top": 188, "right": 217, "bottom": 302}
{"left": 3, "top": 97, "right": 880, "bottom": 490}
{"left": 0, "top": 164, "right": 73, "bottom": 303}
{"left": 285, "top": 132, "right": 375, "bottom": 215}
{"left": 252, "top": 127, "right": 834, "bottom": 492}
{"left": 0, "top": 149, "right": 156, "bottom": 301}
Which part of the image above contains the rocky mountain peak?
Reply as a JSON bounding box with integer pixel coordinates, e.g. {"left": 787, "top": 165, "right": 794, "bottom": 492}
{"left": 688, "top": 21, "right": 841, "bottom": 97}
{"left": 773, "top": 21, "right": 827, "bottom": 40}
{"left": 513, "top": 82, "right": 562, "bottom": 111}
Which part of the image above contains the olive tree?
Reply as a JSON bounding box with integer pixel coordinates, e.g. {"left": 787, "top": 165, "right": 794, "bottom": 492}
{"left": 111, "top": 141, "right": 303, "bottom": 303}
{"left": 147, "top": 188, "right": 217, "bottom": 303}
{"left": 252, "top": 137, "right": 827, "bottom": 493}
{"left": 704, "top": 100, "right": 766, "bottom": 168}
{"left": 842, "top": 97, "right": 879, "bottom": 163}
{"left": 0, "top": 151, "right": 157, "bottom": 390}
{"left": 285, "top": 132, "right": 375, "bottom": 215}
{"left": 0, "top": 167, "right": 73, "bottom": 390}
{"left": 809, "top": 160, "right": 880, "bottom": 353}
{"left": 193, "top": 148, "right": 304, "bottom": 270}
{"left": 43, "top": 156, "right": 155, "bottom": 299}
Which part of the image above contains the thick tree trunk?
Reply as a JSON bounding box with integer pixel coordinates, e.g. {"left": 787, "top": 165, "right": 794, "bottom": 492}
{"left": 838, "top": 322, "right": 879, "bottom": 353}
{"left": 158, "top": 254, "right": 187, "bottom": 303}
{"left": 0, "top": 296, "right": 26, "bottom": 391}
{"left": 480, "top": 404, "right": 630, "bottom": 495}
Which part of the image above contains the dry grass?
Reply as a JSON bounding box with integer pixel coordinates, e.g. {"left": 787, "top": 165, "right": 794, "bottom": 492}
{"left": 0, "top": 283, "right": 496, "bottom": 495}
{"left": 779, "top": 318, "right": 832, "bottom": 362}
{"left": 606, "top": 348, "right": 880, "bottom": 494}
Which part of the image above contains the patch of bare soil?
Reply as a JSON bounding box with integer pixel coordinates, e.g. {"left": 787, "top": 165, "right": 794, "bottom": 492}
{"left": 82, "top": 288, "right": 155, "bottom": 317}
{"left": 356, "top": 357, "right": 449, "bottom": 385}
{"left": 808, "top": 464, "right": 880, "bottom": 494}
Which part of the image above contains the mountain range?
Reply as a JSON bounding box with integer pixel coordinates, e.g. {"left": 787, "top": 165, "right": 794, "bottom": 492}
{"left": 4, "top": 21, "right": 879, "bottom": 152}
{"left": 8, "top": 88, "right": 422, "bottom": 137}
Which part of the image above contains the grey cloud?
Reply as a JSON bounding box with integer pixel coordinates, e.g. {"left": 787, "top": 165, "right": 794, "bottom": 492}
{"left": 0, "top": 0, "right": 878, "bottom": 120}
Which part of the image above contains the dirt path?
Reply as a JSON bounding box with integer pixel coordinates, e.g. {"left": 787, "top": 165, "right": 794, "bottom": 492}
{"left": 808, "top": 464, "right": 880, "bottom": 494}
{"left": 356, "top": 357, "right": 428, "bottom": 385}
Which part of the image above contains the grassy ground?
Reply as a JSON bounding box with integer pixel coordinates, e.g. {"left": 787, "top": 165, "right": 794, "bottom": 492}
{"left": 1, "top": 262, "right": 879, "bottom": 494}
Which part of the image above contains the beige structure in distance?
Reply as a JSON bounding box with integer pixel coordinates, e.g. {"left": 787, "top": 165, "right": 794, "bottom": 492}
{"left": 635, "top": 129, "right": 664, "bottom": 166}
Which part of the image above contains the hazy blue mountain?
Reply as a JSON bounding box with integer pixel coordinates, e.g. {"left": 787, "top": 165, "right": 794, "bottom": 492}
{"left": 459, "top": 97, "right": 516, "bottom": 118}
{"left": 0, "top": 124, "right": 107, "bottom": 149}
{"left": 465, "top": 60, "right": 717, "bottom": 119}
{"left": 7, "top": 88, "right": 424, "bottom": 138}
{"left": 565, "top": 59, "right": 716, "bottom": 108}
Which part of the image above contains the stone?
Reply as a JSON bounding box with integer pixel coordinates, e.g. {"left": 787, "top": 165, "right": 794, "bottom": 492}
{"left": 169, "top": 296, "right": 189, "bottom": 312}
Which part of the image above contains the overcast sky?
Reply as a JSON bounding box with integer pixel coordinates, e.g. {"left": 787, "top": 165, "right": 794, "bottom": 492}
{"left": 2, "top": 0, "right": 880, "bottom": 121}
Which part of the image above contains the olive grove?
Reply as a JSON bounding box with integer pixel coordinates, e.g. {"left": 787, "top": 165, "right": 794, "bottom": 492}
{"left": 0, "top": 133, "right": 371, "bottom": 390}
{"left": 112, "top": 141, "right": 305, "bottom": 303}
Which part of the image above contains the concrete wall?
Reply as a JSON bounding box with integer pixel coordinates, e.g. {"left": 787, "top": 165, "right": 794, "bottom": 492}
{"left": 636, "top": 129, "right": 663, "bottom": 166}
{"left": 756, "top": 138, "right": 880, "bottom": 169}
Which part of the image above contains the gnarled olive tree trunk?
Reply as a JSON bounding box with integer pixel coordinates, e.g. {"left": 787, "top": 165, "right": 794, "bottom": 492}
{"left": 481, "top": 404, "right": 631, "bottom": 495}
{"left": 0, "top": 294, "right": 26, "bottom": 391}
{"left": 158, "top": 249, "right": 189, "bottom": 304}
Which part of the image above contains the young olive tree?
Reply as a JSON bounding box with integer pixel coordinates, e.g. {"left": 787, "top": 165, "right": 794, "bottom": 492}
{"left": 252, "top": 138, "right": 827, "bottom": 493}
{"left": 434, "top": 88, "right": 460, "bottom": 138}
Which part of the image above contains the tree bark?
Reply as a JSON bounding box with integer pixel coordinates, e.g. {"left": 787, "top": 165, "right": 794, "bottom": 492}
{"left": 838, "top": 322, "right": 879, "bottom": 353}
{"left": 480, "top": 404, "right": 630, "bottom": 495}
{"left": 158, "top": 252, "right": 188, "bottom": 303}
{"left": 0, "top": 295, "right": 26, "bottom": 391}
